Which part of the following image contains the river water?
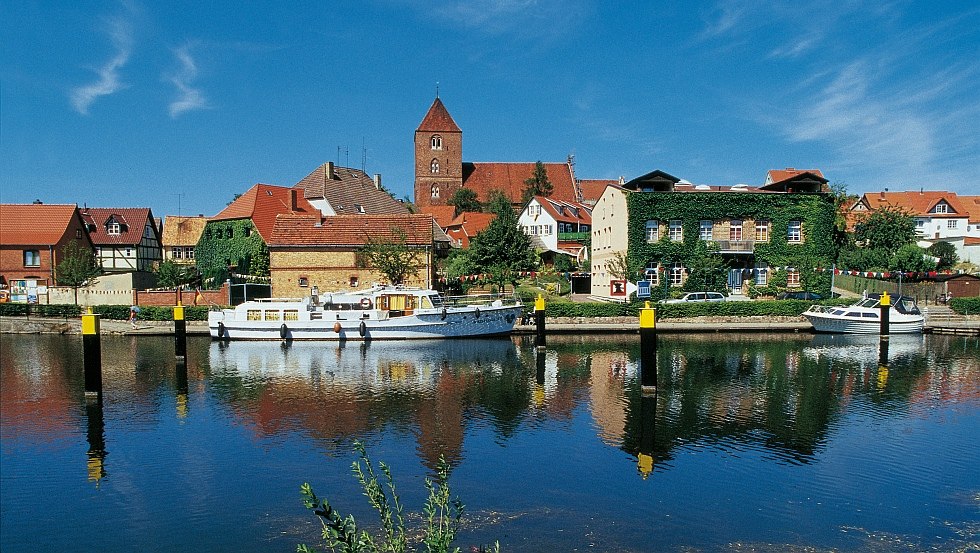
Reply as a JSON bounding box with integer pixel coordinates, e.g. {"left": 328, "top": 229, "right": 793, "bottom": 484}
{"left": 1, "top": 332, "right": 977, "bottom": 552}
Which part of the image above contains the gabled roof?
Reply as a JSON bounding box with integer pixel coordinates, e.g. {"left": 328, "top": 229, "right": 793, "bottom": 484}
{"left": 0, "top": 203, "right": 81, "bottom": 246}
{"left": 461, "top": 162, "right": 579, "bottom": 204}
{"left": 161, "top": 215, "right": 208, "bottom": 247}
{"left": 418, "top": 205, "right": 458, "bottom": 229}
{"left": 578, "top": 179, "right": 619, "bottom": 204}
{"left": 295, "top": 163, "right": 410, "bottom": 216}
{"left": 764, "top": 168, "right": 825, "bottom": 185}
{"left": 79, "top": 207, "right": 156, "bottom": 246}
{"left": 531, "top": 196, "right": 592, "bottom": 225}
{"left": 759, "top": 168, "right": 828, "bottom": 192}
{"left": 960, "top": 196, "right": 980, "bottom": 224}
{"left": 416, "top": 97, "right": 461, "bottom": 133}
{"left": 622, "top": 170, "right": 681, "bottom": 191}
{"left": 268, "top": 214, "right": 437, "bottom": 247}
{"left": 445, "top": 212, "right": 496, "bottom": 249}
{"left": 211, "top": 184, "right": 318, "bottom": 241}
{"left": 855, "top": 191, "right": 970, "bottom": 218}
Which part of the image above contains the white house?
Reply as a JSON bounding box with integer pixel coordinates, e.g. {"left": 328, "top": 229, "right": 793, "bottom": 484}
{"left": 519, "top": 195, "right": 592, "bottom": 264}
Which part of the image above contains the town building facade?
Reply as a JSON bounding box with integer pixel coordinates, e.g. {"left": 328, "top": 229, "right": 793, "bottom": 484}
{"left": 79, "top": 207, "right": 162, "bottom": 278}
{"left": 519, "top": 195, "right": 592, "bottom": 266}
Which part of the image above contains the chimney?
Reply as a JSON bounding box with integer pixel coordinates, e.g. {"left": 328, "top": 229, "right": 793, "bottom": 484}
{"left": 880, "top": 191, "right": 886, "bottom": 199}
{"left": 373, "top": 174, "right": 382, "bottom": 190}
{"left": 290, "top": 189, "right": 298, "bottom": 211}
{"left": 324, "top": 162, "right": 335, "bottom": 180}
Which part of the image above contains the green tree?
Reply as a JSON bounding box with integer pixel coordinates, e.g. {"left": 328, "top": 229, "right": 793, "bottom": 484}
{"left": 360, "top": 227, "right": 426, "bottom": 285}
{"left": 55, "top": 240, "right": 102, "bottom": 305}
{"left": 468, "top": 192, "right": 538, "bottom": 293}
{"left": 154, "top": 260, "right": 194, "bottom": 288}
{"left": 926, "top": 241, "right": 958, "bottom": 271}
{"left": 521, "top": 161, "right": 553, "bottom": 204}
{"left": 447, "top": 188, "right": 481, "bottom": 216}
{"left": 854, "top": 205, "right": 917, "bottom": 252}
{"left": 889, "top": 244, "right": 937, "bottom": 273}
{"left": 683, "top": 242, "right": 728, "bottom": 294}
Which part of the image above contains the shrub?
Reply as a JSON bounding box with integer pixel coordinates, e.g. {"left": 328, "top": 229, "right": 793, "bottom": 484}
{"left": 949, "top": 296, "right": 980, "bottom": 315}
{"left": 0, "top": 303, "right": 211, "bottom": 321}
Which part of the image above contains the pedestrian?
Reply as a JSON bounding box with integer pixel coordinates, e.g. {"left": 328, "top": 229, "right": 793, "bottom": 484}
{"left": 129, "top": 305, "right": 140, "bottom": 329}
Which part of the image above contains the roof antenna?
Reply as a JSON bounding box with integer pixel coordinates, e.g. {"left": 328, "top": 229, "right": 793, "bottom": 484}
{"left": 436, "top": 82, "right": 439, "bottom": 98}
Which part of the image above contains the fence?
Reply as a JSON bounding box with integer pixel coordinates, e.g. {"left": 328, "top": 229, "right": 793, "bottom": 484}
{"left": 834, "top": 274, "right": 954, "bottom": 305}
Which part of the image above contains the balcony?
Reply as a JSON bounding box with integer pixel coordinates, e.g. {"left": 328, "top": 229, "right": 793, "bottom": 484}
{"left": 713, "top": 239, "right": 756, "bottom": 254}
{"left": 558, "top": 231, "right": 590, "bottom": 242}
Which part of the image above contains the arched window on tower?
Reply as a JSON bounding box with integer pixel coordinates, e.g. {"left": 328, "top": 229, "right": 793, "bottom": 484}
{"left": 431, "top": 184, "right": 440, "bottom": 199}
{"left": 431, "top": 135, "right": 442, "bottom": 150}
{"left": 430, "top": 159, "right": 440, "bottom": 174}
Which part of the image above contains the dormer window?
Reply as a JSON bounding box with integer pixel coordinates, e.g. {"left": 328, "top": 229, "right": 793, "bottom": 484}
{"left": 107, "top": 221, "right": 121, "bottom": 235}
{"left": 430, "top": 135, "right": 443, "bottom": 150}
{"left": 355, "top": 204, "right": 365, "bottom": 213}
{"left": 933, "top": 203, "right": 948, "bottom": 214}
{"left": 430, "top": 159, "right": 440, "bottom": 174}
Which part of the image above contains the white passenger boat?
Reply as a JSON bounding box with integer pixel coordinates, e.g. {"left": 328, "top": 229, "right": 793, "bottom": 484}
{"left": 803, "top": 293, "right": 924, "bottom": 334}
{"left": 208, "top": 285, "right": 524, "bottom": 341}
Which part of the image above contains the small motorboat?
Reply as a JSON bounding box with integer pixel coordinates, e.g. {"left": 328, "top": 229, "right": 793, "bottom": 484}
{"left": 208, "top": 285, "right": 524, "bottom": 341}
{"left": 803, "top": 293, "right": 924, "bottom": 334}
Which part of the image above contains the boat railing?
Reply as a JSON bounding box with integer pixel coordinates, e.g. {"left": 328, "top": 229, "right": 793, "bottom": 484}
{"left": 442, "top": 293, "right": 522, "bottom": 308}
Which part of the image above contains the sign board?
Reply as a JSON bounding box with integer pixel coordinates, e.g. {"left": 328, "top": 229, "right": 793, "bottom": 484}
{"left": 610, "top": 280, "right": 626, "bottom": 297}
{"left": 637, "top": 280, "right": 651, "bottom": 298}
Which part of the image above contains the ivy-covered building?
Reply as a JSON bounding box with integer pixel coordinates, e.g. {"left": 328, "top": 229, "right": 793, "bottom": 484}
{"left": 591, "top": 168, "right": 837, "bottom": 300}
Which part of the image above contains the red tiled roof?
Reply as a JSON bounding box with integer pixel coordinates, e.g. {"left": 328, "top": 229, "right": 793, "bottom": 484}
{"left": 533, "top": 196, "right": 592, "bottom": 225}
{"left": 579, "top": 179, "right": 618, "bottom": 204}
{"left": 211, "top": 184, "right": 318, "bottom": 241}
{"left": 960, "top": 196, "right": 980, "bottom": 224}
{"left": 765, "top": 168, "right": 825, "bottom": 185}
{"left": 417, "top": 97, "right": 461, "bottom": 133}
{"left": 295, "top": 163, "right": 410, "bottom": 215}
{"left": 445, "top": 212, "right": 496, "bottom": 248}
{"left": 0, "top": 204, "right": 80, "bottom": 245}
{"left": 79, "top": 207, "right": 156, "bottom": 246}
{"left": 268, "top": 214, "right": 435, "bottom": 247}
{"left": 461, "top": 162, "right": 579, "bottom": 204}
{"left": 964, "top": 237, "right": 980, "bottom": 246}
{"left": 418, "top": 205, "right": 458, "bottom": 228}
{"left": 857, "top": 191, "right": 970, "bottom": 218}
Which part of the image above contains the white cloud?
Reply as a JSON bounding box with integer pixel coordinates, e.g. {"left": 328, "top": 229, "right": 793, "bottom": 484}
{"left": 70, "top": 15, "right": 133, "bottom": 115}
{"left": 166, "top": 43, "right": 208, "bottom": 118}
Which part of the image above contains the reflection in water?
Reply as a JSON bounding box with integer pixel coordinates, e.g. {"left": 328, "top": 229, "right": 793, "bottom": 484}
{"left": 1, "top": 332, "right": 978, "bottom": 552}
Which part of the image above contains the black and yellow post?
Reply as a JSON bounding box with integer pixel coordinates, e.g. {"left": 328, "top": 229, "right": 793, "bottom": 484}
{"left": 637, "top": 392, "right": 657, "bottom": 479}
{"left": 640, "top": 301, "right": 657, "bottom": 395}
{"left": 879, "top": 291, "right": 891, "bottom": 338}
{"left": 85, "top": 398, "right": 107, "bottom": 484}
{"left": 534, "top": 293, "right": 546, "bottom": 349}
{"left": 174, "top": 303, "right": 187, "bottom": 361}
{"left": 82, "top": 308, "right": 102, "bottom": 398}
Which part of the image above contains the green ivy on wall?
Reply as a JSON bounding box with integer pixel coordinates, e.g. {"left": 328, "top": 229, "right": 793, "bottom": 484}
{"left": 195, "top": 219, "right": 270, "bottom": 288}
{"left": 626, "top": 191, "right": 839, "bottom": 296}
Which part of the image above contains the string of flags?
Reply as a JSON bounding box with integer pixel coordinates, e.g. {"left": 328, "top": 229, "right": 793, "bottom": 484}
{"left": 437, "top": 271, "right": 592, "bottom": 283}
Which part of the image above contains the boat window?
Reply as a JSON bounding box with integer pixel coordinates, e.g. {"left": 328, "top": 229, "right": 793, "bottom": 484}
{"left": 832, "top": 310, "right": 846, "bottom": 316}
{"left": 420, "top": 296, "right": 434, "bottom": 309}
{"left": 429, "top": 294, "right": 444, "bottom": 307}
{"left": 845, "top": 312, "right": 862, "bottom": 317}
{"left": 247, "top": 310, "right": 262, "bottom": 321}
{"left": 283, "top": 310, "right": 299, "bottom": 321}
{"left": 264, "top": 310, "right": 280, "bottom": 321}
{"left": 862, "top": 313, "right": 878, "bottom": 318}
{"left": 858, "top": 298, "right": 878, "bottom": 308}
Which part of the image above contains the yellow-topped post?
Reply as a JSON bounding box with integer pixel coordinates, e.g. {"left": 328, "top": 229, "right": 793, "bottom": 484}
{"left": 879, "top": 290, "right": 891, "bottom": 337}
{"left": 174, "top": 303, "right": 187, "bottom": 360}
{"left": 82, "top": 309, "right": 102, "bottom": 397}
{"left": 640, "top": 301, "right": 658, "bottom": 393}
{"left": 534, "top": 293, "right": 546, "bottom": 349}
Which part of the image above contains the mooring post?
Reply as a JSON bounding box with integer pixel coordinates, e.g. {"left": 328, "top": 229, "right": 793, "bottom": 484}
{"left": 534, "top": 293, "right": 546, "bottom": 349}
{"left": 82, "top": 308, "right": 102, "bottom": 398}
{"left": 174, "top": 303, "right": 187, "bottom": 360}
{"left": 879, "top": 290, "right": 891, "bottom": 338}
{"left": 640, "top": 301, "right": 657, "bottom": 394}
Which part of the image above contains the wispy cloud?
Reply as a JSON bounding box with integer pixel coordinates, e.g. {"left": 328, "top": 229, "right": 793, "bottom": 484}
{"left": 70, "top": 14, "right": 133, "bottom": 115}
{"left": 403, "top": 0, "right": 586, "bottom": 39}
{"left": 166, "top": 43, "right": 208, "bottom": 118}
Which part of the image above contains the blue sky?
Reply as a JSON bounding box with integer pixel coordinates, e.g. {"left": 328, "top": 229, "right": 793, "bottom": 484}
{"left": 2, "top": 1, "right": 978, "bottom": 220}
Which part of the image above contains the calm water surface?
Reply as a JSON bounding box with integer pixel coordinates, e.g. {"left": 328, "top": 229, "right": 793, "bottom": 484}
{"left": 1, "top": 332, "right": 978, "bottom": 552}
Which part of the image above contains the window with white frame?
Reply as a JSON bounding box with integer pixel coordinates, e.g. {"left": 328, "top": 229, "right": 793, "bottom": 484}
{"left": 787, "top": 267, "right": 800, "bottom": 287}
{"left": 755, "top": 262, "right": 768, "bottom": 285}
{"left": 669, "top": 220, "right": 683, "bottom": 242}
{"left": 948, "top": 219, "right": 958, "bottom": 229}
{"left": 645, "top": 262, "right": 659, "bottom": 285}
{"left": 645, "top": 220, "right": 659, "bottom": 242}
{"left": 669, "top": 262, "right": 684, "bottom": 285}
{"left": 699, "top": 220, "right": 713, "bottom": 241}
{"left": 430, "top": 184, "right": 440, "bottom": 199}
{"left": 430, "top": 159, "right": 440, "bottom": 174}
{"left": 107, "top": 221, "right": 121, "bottom": 235}
{"left": 23, "top": 250, "right": 40, "bottom": 267}
{"left": 933, "top": 203, "right": 948, "bottom": 214}
{"left": 185, "top": 246, "right": 194, "bottom": 259}
{"left": 787, "top": 220, "right": 802, "bottom": 243}
{"left": 755, "top": 220, "right": 770, "bottom": 242}
{"left": 730, "top": 220, "right": 743, "bottom": 241}
{"left": 172, "top": 247, "right": 183, "bottom": 259}
{"left": 430, "top": 135, "right": 442, "bottom": 150}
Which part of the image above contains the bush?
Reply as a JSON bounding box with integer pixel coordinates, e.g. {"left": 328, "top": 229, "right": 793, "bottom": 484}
{"left": 949, "top": 296, "right": 980, "bottom": 315}
{"left": 0, "top": 303, "right": 211, "bottom": 321}
{"left": 521, "top": 298, "right": 852, "bottom": 320}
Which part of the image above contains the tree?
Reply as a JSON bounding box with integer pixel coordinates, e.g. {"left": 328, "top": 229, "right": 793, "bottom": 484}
{"left": 889, "top": 244, "right": 936, "bottom": 273}
{"left": 360, "top": 227, "right": 426, "bottom": 285}
{"left": 854, "top": 205, "right": 917, "bottom": 252}
{"left": 55, "top": 240, "right": 101, "bottom": 305}
{"left": 447, "top": 188, "right": 481, "bottom": 216}
{"left": 467, "top": 191, "right": 538, "bottom": 293}
{"left": 521, "top": 161, "right": 553, "bottom": 204}
{"left": 926, "top": 241, "right": 958, "bottom": 271}
{"left": 155, "top": 260, "right": 195, "bottom": 288}
{"left": 683, "top": 242, "right": 728, "bottom": 294}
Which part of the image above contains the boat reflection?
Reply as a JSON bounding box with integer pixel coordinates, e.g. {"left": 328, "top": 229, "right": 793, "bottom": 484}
{"left": 803, "top": 333, "right": 925, "bottom": 368}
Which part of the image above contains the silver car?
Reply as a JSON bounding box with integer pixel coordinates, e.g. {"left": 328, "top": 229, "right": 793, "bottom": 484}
{"left": 660, "top": 292, "right": 726, "bottom": 304}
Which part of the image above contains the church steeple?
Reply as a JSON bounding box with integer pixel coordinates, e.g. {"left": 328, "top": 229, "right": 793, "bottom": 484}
{"left": 414, "top": 97, "right": 463, "bottom": 209}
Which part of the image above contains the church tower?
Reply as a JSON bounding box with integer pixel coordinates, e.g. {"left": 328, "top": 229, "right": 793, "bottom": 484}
{"left": 414, "top": 97, "right": 463, "bottom": 209}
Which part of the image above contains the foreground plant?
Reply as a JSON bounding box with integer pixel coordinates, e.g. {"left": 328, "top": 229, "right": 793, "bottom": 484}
{"left": 299, "top": 441, "right": 496, "bottom": 553}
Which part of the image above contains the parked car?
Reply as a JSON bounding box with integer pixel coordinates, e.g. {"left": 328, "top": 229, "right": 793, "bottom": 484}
{"left": 659, "top": 292, "right": 727, "bottom": 304}
{"left": 777, "top": 291, "right": 822, "bottom": 300}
